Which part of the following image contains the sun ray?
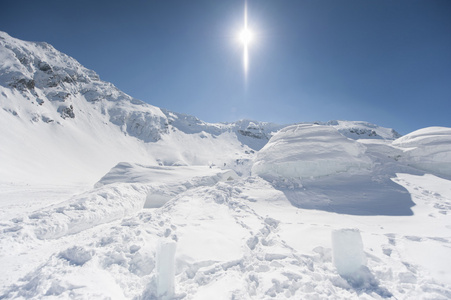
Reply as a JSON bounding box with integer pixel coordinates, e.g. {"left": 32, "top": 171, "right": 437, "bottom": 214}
{"left": 240, "top": 2, "right": 252, "bottom": 78}
{"left": 243, "top": 44, "right": 249, "bottom": 74}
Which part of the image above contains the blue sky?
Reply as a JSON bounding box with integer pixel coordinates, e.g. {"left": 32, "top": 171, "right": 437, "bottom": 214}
{"left": 1, "top": 0, "right": 450, "bottom": 134}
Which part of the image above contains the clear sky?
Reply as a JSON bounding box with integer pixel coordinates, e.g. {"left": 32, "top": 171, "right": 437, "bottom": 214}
{"left": 1, "top": 0, "right": 450, "bottom": 134}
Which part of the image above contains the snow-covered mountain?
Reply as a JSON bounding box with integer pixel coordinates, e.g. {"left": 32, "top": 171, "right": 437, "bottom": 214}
{"left": 0, "top": 31, "right": 400, "bottom": 185}
{"left": 0, "top": 31, "right": 281, "bottom": 184}
{"left": 1, "top": 32, "right": 451, "bottom": 299}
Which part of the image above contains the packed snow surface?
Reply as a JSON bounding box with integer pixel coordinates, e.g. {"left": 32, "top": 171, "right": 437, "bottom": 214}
{"left": 1, "top": 170, "right": 451, "bottom": 299}
{"left": 252, "top": 124, "right": 372, "bottom": 179}
{"left": 1, "top": 31, "right": 451, "bottom": 299}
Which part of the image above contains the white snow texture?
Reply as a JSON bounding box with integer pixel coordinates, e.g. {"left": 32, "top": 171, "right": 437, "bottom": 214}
{"left": 252, "top": 124, "right": 372, "bottom": 179}
{"left": 393, "top": 126, "right": 451, "bottom": 176}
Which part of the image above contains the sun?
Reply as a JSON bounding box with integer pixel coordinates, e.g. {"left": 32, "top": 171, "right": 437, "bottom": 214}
{"left": 239, "top": 28, "right": 253, "bottom": 47}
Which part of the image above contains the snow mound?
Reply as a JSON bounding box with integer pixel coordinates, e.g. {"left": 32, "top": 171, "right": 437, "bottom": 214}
{"left": 393, "top": 127, "right": 451, "bottom": 176}
{"left": 95, "top": 162, "right": 238, "bottom": 187}
{"left": 96, "top": 163, "right": 239, "bottom": 208}
{"left": 252, "top": 124, "right": 372, "bottom": 179}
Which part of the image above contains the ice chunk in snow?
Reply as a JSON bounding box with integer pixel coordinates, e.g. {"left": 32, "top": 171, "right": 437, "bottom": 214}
{"left": 331, "top": 229, "right": 392, "bottom": 296}
{"left": 393, "top": 127, "right": 451, "bottom": 176}
{"left": 252, "top": 124, "right": 372, "bottom": 179}
{"left": 156, "top": 240, "right": 177, "bottom": 299}
{"left": 331, "top": 228, "right": 366, "bottom": 276}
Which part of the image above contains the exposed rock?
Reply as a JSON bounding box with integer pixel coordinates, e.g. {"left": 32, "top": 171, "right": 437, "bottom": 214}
{"left": 10, "top": 78, "right": 35, "bottom": 90}
{"left": 38, "top": 61, "right": 52, "bottom": 72}
{"left": 58, "top": 105, "right": 75, "bottom": 119}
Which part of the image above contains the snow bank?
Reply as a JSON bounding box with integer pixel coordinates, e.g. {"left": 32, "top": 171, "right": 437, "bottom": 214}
{"left": 252, "top": 124, "right": 372, "bottom": 179}
{"left": 96, "top": 162, "right": 238, "bottom": 187}
{"left": 0, "top": 164, "right": 240, "bottom": 241}
{"left": 97, "top": 163, "right": 239, "bottom": 208}
{"left": 393, "top": 127, "right": 451, "bottom": 176}
{"left": 32, "top": 183, "right": 149, "bottom": 240}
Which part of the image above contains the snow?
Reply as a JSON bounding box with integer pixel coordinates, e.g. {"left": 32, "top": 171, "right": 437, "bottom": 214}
{"left": 252, "top": 124, "right": 372, "bottom": 179}
{"left": 393, "top": 126, "right": 451, "bottom": 176}
{"left": 322, "top": 120, "right": 401, "bottom": 140}
{"left": 1, "top": 31, "right": 451, "bottom": 299}
{"left": 3, "top": 171, "right": 451, "bottom": 298}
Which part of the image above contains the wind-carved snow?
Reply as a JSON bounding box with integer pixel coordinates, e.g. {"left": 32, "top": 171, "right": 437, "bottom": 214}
{"left": 97, "top": 162, "right": 239, "bottom": 209}
{"left": 252, "top": 124, "right": 373, "bottom": 179}
{"left": 0, "top": 163, "right": 239, "bottom": 241}
{"left": 393, "top": 127, "right": 451, "bottom": 176}
{"left": 252, "top": 124, "right": 416, "bottom": 216}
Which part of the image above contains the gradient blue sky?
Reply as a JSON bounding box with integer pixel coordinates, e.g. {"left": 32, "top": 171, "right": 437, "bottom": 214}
{"left": 1, "top": 0, "right": 450, "bottom": 134}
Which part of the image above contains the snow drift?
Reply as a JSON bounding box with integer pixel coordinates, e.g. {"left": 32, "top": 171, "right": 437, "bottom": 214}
{"left": 252, "top": 124, "right": 372, "bottom": 179}
{"left": 0, "top": 163, "right": 239, "bottom": 240}
{"left": 393, "top": 126, "right": 451, "bottom": 177}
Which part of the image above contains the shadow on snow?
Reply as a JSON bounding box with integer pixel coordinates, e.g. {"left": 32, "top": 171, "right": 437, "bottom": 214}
{"left": 272, "top": 172, "right": 416, "bottom": 216}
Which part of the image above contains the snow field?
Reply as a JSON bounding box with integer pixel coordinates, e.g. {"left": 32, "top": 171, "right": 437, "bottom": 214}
{"left": 1, "top": 122, "right": 451, "bottom": 298}
{"left": 242, "top": 175, "right": 451, "bottom": 298}
{"left": 0, "top": 164, "right": 239, "bottom": 242}
{"left": 1, "top": 171, "right": 451, "bottom": 299}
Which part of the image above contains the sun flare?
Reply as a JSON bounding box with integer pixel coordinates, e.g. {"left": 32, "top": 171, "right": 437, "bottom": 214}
{"left": 239, "top": 2, "right": 253, "bottom": 77}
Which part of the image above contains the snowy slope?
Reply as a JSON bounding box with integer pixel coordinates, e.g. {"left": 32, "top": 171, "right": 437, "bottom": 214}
{"left": 0, "top": 31, "right": 278, "bottom": 184}
{"left": 1, "top": 31, "right": 451, "bottom": 299}
{"left": 0, "top": 31, "right": 402, "bottom": 185}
